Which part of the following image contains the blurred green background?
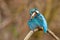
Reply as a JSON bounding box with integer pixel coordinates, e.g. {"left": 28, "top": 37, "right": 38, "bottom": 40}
{"left": 0, "top": 0, "right": 60, "bottom": 40}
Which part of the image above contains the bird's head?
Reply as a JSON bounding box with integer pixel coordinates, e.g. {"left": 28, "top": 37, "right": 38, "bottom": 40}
{"left": 30, "top": 8, "right": 40, "bottom": 18}
{"left": 29, "top": 8, "right": 40, "bottom": 15}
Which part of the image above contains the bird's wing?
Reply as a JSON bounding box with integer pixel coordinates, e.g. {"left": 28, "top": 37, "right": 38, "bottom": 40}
{"left": 28, "top": 19, "right": 37, "bottom": 30}
{"left": 38, "top": 13, "right": 48, "bottom": 33}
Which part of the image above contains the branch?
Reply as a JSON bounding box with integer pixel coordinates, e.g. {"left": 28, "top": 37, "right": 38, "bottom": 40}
{"left": 47, "top": 29, "right": 60, "bottom": 40}
{"left": 24, "top": 29, "right": 60, "bottom": 40}
{"left": 24, "top": 29, "right": 38, "bottom": 40}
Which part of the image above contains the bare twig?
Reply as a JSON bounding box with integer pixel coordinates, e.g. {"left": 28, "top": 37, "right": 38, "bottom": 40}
{"left": 24, "top": 29, "right": 38, "bottom": 40}
{"left": 24, "top": 29, "right": 60, "bottom": 40}
{"left": 47, "top": 29, "right": 60, "bottom": 40}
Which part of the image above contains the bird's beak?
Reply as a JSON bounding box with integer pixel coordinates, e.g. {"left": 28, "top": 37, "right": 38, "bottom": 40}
{"left": 31, "top": 12, "right": 36, "bottom": 18}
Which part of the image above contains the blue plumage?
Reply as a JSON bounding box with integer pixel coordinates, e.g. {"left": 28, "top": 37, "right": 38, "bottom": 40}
{"left": 28, "top": 8, "right": 48, "bottom": 33}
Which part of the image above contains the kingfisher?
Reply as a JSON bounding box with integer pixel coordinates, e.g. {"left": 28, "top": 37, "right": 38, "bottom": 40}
{"left": 27, "top": 8, "right": 48, "bottom": 33}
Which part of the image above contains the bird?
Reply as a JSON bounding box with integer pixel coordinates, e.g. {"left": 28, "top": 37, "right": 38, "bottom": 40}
{"left": 27, "top": 8, "right": 48, "bottom": 33}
